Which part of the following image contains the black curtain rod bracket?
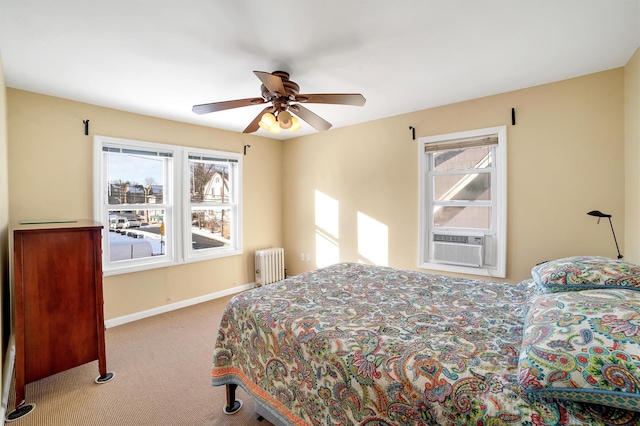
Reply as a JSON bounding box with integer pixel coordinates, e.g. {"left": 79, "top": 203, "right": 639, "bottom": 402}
{"left": 83, "top": 119, "right": 90, "bottom": 135}
{"left": 511, "top": 108, "right": 516, "bottom": 126}
{"left": 243, "top": 144, "right": 251, "bottom": 155}
{"left": 409, "top": 126, "right": 415, "bottom": 140}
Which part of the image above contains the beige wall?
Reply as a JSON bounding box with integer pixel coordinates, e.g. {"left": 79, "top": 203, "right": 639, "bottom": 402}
{"left": 625, "top": 47, "right": 640, "bottom": 263}
{"left": 6, "top": 89, "right": 283, "bottom": 319}
{"left": 283, "top": 69, "right": 626, "bottom": 283}
{"left": 0, "top": 53, "right": 8, "bottom": 415}
{"left": 5, "top": 63, "right": 634, "bottom": 322}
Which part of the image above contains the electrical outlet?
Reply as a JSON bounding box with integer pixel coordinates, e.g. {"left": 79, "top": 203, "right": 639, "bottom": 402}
{"left": 306, "top": 253, "right": 311, "bottom": 262}
{"left": 300, "top": 252, "right": 305, "bottom": 261}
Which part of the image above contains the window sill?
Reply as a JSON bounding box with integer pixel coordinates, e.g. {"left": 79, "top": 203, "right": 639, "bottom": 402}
{"left": 418, "top": 261, "right": 506, "bottom": 279}
{"left": 103, "top": 259, "right": 179, "bottom": 276}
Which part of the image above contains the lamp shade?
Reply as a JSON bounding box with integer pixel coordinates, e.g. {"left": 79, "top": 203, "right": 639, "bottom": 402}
{"left": 258, "top": 113, "right": 276, "bottom": 132}
{"left": 289, "top": 116, "right": 301, "bottom": 133}
{"left": 587, "top": 210, "right": 611, "bottom": 218}
{"left": 278, "top": 111, "right": 293, "bottom": 129}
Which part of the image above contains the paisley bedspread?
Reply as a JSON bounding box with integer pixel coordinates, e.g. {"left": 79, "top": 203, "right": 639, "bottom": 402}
{"left": 212, "top": 262, "right": 640, "bottom": 425}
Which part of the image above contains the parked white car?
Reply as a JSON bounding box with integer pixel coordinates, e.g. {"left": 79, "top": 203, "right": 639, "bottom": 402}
{"left": 110, "top": 217, "right": 130, "bottom": 229}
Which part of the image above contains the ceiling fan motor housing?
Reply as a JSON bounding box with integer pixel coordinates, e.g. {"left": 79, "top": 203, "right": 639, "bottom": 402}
{"left": 261, "top": 72, "right": 300, "bottom": 102}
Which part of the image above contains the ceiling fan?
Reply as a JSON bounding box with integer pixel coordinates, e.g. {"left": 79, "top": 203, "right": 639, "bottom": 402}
{"left": 192, "top": 71, "right": 366, "bottom": 134}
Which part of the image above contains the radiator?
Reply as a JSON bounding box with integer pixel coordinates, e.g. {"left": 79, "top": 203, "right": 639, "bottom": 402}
{"left": 255, "top": 248, "right": 285, "bottom": 286}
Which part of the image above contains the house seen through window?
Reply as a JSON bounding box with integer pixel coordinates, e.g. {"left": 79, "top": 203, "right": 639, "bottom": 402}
{"left": 189, "top": 155, "right": 234, "bottom": 250}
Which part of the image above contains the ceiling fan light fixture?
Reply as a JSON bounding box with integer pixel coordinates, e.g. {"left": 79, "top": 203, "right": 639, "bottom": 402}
{"left": 258, "top": 110, "right": 299, "bottom": 134}
{"left": 259, "top": 112, "right": 277, "bottom": 132}
{"left": 289, "top": 116, "right": 301, "bottom": 133}
{"left": 278, "top": 111, "right": 293, "bottom": 129}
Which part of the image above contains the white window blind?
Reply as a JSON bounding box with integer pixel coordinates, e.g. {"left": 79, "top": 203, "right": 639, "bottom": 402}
{"left": 424, "top": 134, "right": 498, "bottom": 153}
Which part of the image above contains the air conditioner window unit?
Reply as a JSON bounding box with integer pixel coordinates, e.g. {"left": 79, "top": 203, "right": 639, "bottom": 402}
{"left": 432, "top": 233, "right": 484, "bottom": 268}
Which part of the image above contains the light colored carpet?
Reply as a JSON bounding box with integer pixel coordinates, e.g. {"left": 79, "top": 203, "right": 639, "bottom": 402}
{"left": 6, "top": 294, "right": 274, "bottom": 425}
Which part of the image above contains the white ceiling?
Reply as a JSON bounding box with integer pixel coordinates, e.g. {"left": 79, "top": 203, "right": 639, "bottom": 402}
{"left": 1, "top": 1, "right": 639, "bottom": 140}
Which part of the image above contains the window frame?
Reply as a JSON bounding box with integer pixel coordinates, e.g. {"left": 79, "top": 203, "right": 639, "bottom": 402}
{"left": 417, "top": 126, "right": 507, "bottom": 278}
{"left": 184, "top": 151, "right": 242, "bottom": 263}
{"left": 93, "top": 135, "right": 242, "bottom": 276}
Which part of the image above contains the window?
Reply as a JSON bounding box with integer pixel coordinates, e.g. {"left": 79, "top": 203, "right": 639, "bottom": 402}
{"left": 94, "top": 136, "right": 242, "bottom": 275}
{"left": 187, "top": 154, "right": 238, "bottom": 260}
{"left": 418, "top": 126, "right": 506, "bottom": 278}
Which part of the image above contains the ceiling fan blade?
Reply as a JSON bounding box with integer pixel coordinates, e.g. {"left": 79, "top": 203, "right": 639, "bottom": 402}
{"left": 294, "top": 93, "right": 366, "bottom": 106}
{"left": 243, "top": 106, "right": 274, "bottom": 133}
{"left": 254, "top": 71, "right": 285, "bottom": 96}
{"left": 289, "top": 104, "right": 332, "bottom": 131}
{"left": 192, "top": 97, "right": 265, "bottom": 115}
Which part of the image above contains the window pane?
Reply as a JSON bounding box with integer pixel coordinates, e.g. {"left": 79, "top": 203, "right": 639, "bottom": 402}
{"left": 190, "top": 161, "right": 230, "bottom": 203}
{"left": 107, "top": 209, "right": 166, "bottom": 262}
{"left": 191, "top": 208, "right": 231, "bottom": 250}
{"left": 434, "top": 146, "right": 492, "bottom": 172}
{"left": 106, "top": 152, "right": 165, "bottom": 205}
{"left": 434, "top": 206, "right": 491, "bottom": 229}
{"left": 434, "top": 173, "right": 491, "bottom": 201}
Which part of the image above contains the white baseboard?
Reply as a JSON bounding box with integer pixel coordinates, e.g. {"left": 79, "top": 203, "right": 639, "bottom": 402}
{"left": 104, "top": 282, "right": 255, "bottom": 328}
{"left": 1, "top": 334, "right": 15, "bottom": 425}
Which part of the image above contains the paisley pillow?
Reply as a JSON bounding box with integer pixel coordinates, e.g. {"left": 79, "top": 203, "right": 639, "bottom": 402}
{"left": 531, "top": 256, "right": 640, "bottom": 293}
{"left": 517, "top": 289, "right": 640, "bottom": 411}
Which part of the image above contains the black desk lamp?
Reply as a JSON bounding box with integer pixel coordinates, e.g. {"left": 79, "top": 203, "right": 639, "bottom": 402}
{"left": 587, "top": 210, "right": 623, "bottom": 259}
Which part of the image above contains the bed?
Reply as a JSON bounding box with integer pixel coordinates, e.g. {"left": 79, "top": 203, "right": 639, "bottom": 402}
{"left": 212, "top": 259, "right": 640, "bottom": 425}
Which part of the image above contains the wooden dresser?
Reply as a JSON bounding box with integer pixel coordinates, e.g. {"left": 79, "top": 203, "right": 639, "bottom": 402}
{"left": 10, "top": 220, "right": 113, "bottom": 419}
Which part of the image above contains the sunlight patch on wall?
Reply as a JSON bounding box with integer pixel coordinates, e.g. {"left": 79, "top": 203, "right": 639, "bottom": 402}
{"left": 316, "top": 230, "right": 339, "bottom": 268}
{"left": 315, "top": 190, "right": 339, "bottom": 238}
{"left": 357, "top": 212, "right": 388, "bottom": 266}
{"left": 315, "top": 190, "right": 340, "bottom": 267}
